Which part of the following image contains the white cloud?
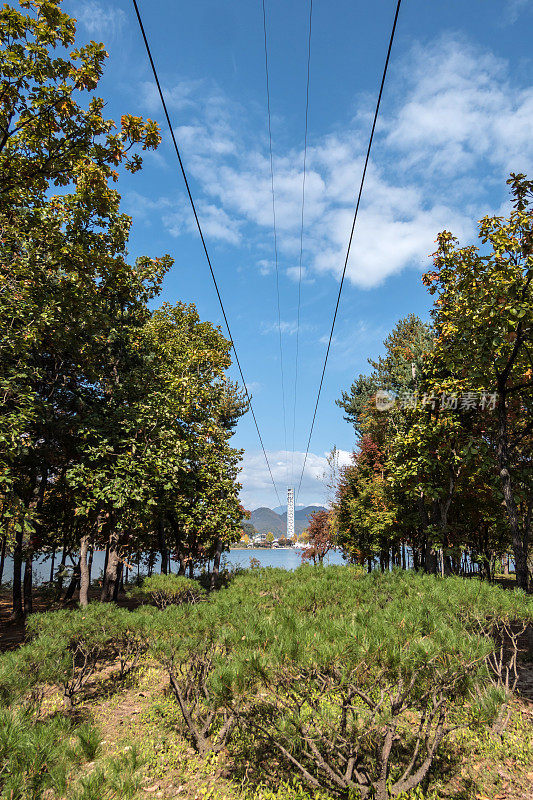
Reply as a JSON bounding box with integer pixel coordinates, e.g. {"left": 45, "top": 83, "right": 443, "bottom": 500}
{"left": 505, "top": 0, "right": 532, "bottom": 24}
{"left": 140, "top": 80, "right": 203, "bottom": 114}
{"left": 317, "top": 320, "right": 388, "bottom": 371}
{"left": 385, "top": 35, "right": 533, "bottom": 179}
{"left": 239, "top": 448, "right": 352, "bottom": 510}
{"left": 260, "top": 320, "right": 311, "bottom": 336}
{"left": 124, "top": 190, "right": 172, "bottom": 222}
{"left": 74, "top": 1, "right": 126, "bottom": 39}
{"left": 136, "top": 35, "right": 533, "bottom": 287}
{"left": 286, "top": 266, "right": 314, "bottom": 283}
{"left": 257, "top": 259, "right": 273, "bottom": 276}
{"left": 163, "top": 199, "right": 241, "bottom": 245}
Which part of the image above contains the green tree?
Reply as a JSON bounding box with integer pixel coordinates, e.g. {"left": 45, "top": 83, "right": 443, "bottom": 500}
{"left": 0, "top": 0, "right": 159, "bottom": 206}
{"left": 0, "top": 0, "right": 246, "bottom": 612}
{"left": 335, "top": 316, "right": 433, "bottom": 571}
{"left": 424, "top": 174, "right": 533, "bottom": 589}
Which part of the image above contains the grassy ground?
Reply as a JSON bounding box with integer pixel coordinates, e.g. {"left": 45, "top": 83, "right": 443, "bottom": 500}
{"left": 30, "top": 647, "right": 532, "bottom": 800}
{"left": 2, "top": 580, "right": 533, "bottom": 800}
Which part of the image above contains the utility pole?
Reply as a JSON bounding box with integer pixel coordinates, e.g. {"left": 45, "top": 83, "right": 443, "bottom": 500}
{"left": 287, "top": 487, "right": 295, "bottom": 540}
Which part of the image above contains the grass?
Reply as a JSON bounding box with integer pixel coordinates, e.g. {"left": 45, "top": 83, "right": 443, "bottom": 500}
{"left": 64, "top": 654, "right": 532, "bottom": 800}
{"left": 1, "top": 569, "right": 532, "bottom": 799}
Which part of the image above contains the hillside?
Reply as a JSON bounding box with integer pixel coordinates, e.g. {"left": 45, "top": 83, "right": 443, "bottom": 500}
{"left": 248, "top": 505, "right": 326, "bottom": 536}
{"left": 248, "top": 507, "right": 285, "bottom": 535}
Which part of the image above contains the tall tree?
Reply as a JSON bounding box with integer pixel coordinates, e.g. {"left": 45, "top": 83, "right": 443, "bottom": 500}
{"left": 424, "top": 174, "right": 533, "bottom": 589}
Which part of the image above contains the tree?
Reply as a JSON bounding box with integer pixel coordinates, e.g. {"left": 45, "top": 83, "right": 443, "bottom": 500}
{"left": 424, "top": 174, "right": 533, "bottom": 589}
{"left": 335, "top": 316, "right": 434, "bottom": 572}
{"left": 301, "top": 510, "right": 334, "bottom": 565}
{"left": 0, "top": 0, "right": 159, "bottom": 206}
{"left": 335, "top": 441, "right": 396, "bottom": 571}
{"left": 0, "top": 0, "right": 246, "bottom": 612}
{"left": 242, "top": 522, "right": 256, "bottom": 538}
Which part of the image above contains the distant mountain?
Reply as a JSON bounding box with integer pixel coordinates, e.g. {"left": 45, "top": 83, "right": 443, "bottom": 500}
{"left": 249, "top": 507, "right": 285, "bottom": 535}
{"left": 272, "top": 504, "right": 310, "bottom": 514}
{"left": 280, "top": 505, "right": 327, "bottom": 535}
{"left": 248, "top": 505, "right": 326, "bottom": 536}
{"left": 296, "top": 505, "right": 326, "bottom": 521}
{"left": 242, "top": 522, "right": 257, "bottom": 537}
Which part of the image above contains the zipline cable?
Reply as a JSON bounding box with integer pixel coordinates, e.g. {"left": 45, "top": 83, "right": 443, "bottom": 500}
{"left": 131, "top": 0, "right": 283, "bottom": 509}
{"left": 261, "top": 0, "right": 289, "bottom": 494}
{"left": 291, "top": 0, "right": 313, "bottom": 491}
{"left": 296, "top": 0, "right": 403, "bottom": 504}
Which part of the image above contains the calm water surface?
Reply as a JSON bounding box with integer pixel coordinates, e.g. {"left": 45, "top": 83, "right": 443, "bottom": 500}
{"left": 225, "top": 548, "right": 346, "bottom": 570}
{"left": 1, "top": 547, "right": 347, "bottom": 584}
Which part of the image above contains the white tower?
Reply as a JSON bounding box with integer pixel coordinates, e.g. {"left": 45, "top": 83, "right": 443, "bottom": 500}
{"left": 287, "top": 487, "right": 295, "bottom": 541}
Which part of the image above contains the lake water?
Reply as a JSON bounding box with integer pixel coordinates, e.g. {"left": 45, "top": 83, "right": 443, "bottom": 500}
{"left": 225, "top": 548, "right": 346, "bottom": 570}
{"left": 1, "top": 547, "right": 347, "bottom": 584}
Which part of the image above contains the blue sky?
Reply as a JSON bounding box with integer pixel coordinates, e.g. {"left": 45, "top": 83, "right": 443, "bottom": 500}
{"left": 65, "top": 0, "right": 533, "bottom": 510}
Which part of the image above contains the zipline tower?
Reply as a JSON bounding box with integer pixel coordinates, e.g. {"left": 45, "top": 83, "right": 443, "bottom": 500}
{"left": 287, "top": 487, "right": 295, "bottom": 541}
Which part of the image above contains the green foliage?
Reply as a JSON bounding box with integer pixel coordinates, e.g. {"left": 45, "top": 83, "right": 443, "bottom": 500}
{"left": 74, "top": 722, "right": 102, "bottom": 762}
{"left": 0, "top": 706, "right": 142, "bottom": 800}
{"left": 423, "top": 174, "right": 533, "bottom": 588}
{"left": 145, "top": 603, "right": 238, "bottom": 755}
{"left": 133, "top": 568, "right": 533, "bottom": 797}
{"left": 0, "top": 706, "right": 133, "bottom": 800}
{"left": 0, "top": 0, "right": 246, "bottom": 617}
{"left": 2, "top": 568, "right": 532, "bottom": 797}
{"left": 335, "top": 177, "right": 532, "bottom": 586}
{"left": 70, "top": 747, "right": 143, "bottom": 800}
{"left": 0, "top": 706, "right": 74, "bottom": 799}
{"left": 335, "top": 316, "right": 434, "bottom": 568}
{"left": 132, "top": 573, "right": 206, "bottom": 609}
{"left": 0, "top": 603, "right": 149, "bottom": 706}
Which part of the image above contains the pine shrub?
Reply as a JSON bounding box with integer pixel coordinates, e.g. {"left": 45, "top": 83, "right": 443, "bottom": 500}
{"left": 0, "top": 604, "right": 149, "bottom": 707}
{"left": 160, "top": 567, "right": 533, "bottom": 798}
{"left": 131, "top": 573, "right": 206, "bottom": 609}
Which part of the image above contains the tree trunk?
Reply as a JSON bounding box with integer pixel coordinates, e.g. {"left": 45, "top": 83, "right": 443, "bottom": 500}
{"left": 210, "top": 539, "right": 224, "bottom": 590}
{"left": 23, "top": 553, "right": 32, "bottom": 614}
{"left": 147, "top": 548, "right": 155, "bottom": 577}
{"left": 103, "top": 542, "right": 109, "bottom": 577}
{"left": 112, "top": 560, "right": 123, "bottom": 602}
{"left": 48, "top": 547, "right": 56, "bottom": 584}
{"left": 88, "top": 546, "right": 94, "bottom": 585}
{"left": 158, "top": 519, "right": 168, "bottom": 575}
{"left": 64, "top": 561, "right": 80, "bottom": 602}
{"left": 55, "top": 534, "right": 68, "bottom": 600}
{"left": 101, "top": 532, "right": 120, "bottom": 602}
{"left": 0, "top": 536, "right": 6, "bottom": 584}
{"left": 24, "top": 468, "right": 48, "bottom": 615}
{"left": 497, "top": 391, "right": 529, "bottom": 590}
{"left": 11, "top": 527, "right": 23, "bottom": 620}
{"left": 79, "top": 534, "right": 90, "bottom": 607}
{"left": 503, "top": 554, "right": 509, "bottom": 576}
{"left": 176, "top": 539, "right": 187, "bottom": 575}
